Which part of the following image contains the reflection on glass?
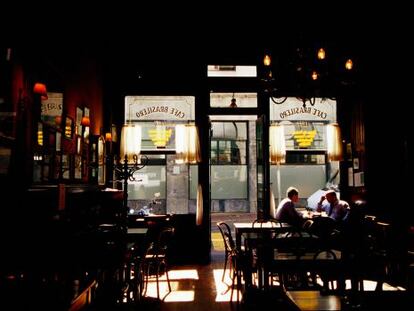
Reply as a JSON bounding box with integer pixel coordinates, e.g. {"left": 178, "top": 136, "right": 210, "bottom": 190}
{"left": 211, "top": 166, "right": 247, "bottom": 199}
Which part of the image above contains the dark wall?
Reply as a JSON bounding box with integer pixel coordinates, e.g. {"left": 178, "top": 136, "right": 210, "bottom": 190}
{"left": 361, "top": 39, "right": 412, "bottom": 225}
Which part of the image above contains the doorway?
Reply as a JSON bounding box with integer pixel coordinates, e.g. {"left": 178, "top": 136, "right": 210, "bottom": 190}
{"left": 209, "top": 115, "right": 259, "bottom": 252}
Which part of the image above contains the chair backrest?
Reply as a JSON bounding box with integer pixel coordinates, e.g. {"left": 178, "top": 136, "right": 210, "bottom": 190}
{"left": 217, "top": 221, "right": 235, "bottom": 252}
{"left": 157, "top": 226, "right": 175, "bottom": 250}
{"left": 146, "top": 226, "right": 175, "bottom": 256}
{"left": 252, "top": 218, "right": 282, "bottom": 228}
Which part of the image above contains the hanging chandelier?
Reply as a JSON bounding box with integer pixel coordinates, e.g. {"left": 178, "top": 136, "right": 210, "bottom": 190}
{"left": 261, "top": 44, "right": 356, "bottom": 108}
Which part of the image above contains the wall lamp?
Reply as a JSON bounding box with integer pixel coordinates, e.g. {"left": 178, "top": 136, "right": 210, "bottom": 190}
{"left": 81, "top": 116, "right": 90, "bottom": 127}
{"left": 327, "top": 123, "right": 343, "bottom": 162}
{"left": 114, "top": 124, "right": 148, "bottom": 209}
{"left": 175, "top": 123, "right": 201, "bottom": 164}
{"left": 269, "top": 123, "right": 286, "bottom": 209}
{"left": 33, "top": 82, "right": 48, "bottom": 100}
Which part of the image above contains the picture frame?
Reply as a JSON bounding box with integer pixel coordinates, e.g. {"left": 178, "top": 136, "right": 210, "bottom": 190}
{"left": 353, "top": 158, "right": 359, "bottom": 170}
{"left": 62, "top": 154, "right": 70, "bottom": 179}
{"left": 37, "top": 122, "right": 43, "bottom": 146}
{"left": 64, "top": 116, "right": 73, "bottom": 139}
{"left": 40, "top": 92, "right": 63, "bottom": 129}
{"left": 74, "top": 154, "right": 82, "bottom": 179}
{"left": 76, "top": 136, "right": 82, "bottom": 154}
{"left": 83, "top": 107, "right": 90, "bottom": 144}
{"left": 75, "top": 106, "right": 83, "bottom": 136}
{"left": 98, "top": 136, "right": 106, "bottom": 185}
{"left": 56, "top": 132, "right": 61, "bottom": 151}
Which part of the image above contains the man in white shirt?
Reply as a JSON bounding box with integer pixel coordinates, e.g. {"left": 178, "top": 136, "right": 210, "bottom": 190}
{"left": 275, "top": 186, "right": 306, "bottom": 228}
{"left": 316, "top": 190, "right": 350, "bottom": 222}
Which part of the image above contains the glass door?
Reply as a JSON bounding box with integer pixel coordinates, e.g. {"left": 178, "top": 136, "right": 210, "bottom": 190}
{"left": 256, "top": 115, "right": 265, "bottom": 218}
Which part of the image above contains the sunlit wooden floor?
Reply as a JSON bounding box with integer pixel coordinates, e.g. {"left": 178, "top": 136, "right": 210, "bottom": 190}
{"left": 102, "top": 234, "right": 408, "bottom": 311}
{"left": 149, "top": 251, "right": 239, "bottom": 311}
{"left": 143, "top": 252, "right": 407, "bottom": 311}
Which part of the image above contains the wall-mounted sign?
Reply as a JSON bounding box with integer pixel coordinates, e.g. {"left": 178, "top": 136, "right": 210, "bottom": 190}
{"left": 41, "top": 92, "right": 63, "bottom": 128}
{"left": 125, "top": 96, "right": 195, "bottom": 121}
{"left": 270, "top": 97, "right": 337, "bottom": 122}
{"left": 293, "top": 130, "right": 317, "bottom": 148}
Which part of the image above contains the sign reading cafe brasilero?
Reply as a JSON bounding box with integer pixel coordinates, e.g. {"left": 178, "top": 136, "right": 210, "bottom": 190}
{"left": 125, "top": 96, "right": 195, "bottom": 121}
{"left": 270, "top": 97, "right": 337, "bottom": 122}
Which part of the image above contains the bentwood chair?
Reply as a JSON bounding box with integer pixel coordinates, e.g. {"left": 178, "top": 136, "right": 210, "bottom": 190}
{"left": 217, "top": 222, "right": 236, "bottom": 282}
{"left": 217, "top": 221, "right": 248, "bottom": 302}
{"left": 142, "top": 226, "right": 174, "bottom": 300}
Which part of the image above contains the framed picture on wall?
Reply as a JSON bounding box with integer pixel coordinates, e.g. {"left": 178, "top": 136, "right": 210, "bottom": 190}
{"left": 76, "top": 136, "right": 82, "bottom": 154}
{"left": 62, "top": 154, "right": 70, "bottom": 179}
{"left": 74, "top": 155, "right": 82, "bottom": 179}
{"left": 56, "top": 132, "right": 61, "bottom": 151}
{"left": 41, "top": 92, "right": 63, "bottom": 129}
{"left": 75, "top": 106, "right": 83, "bottom": 136}
{"left": 83, "top": 107, "right": 90, "bottom": 144}
{"left": 64, "top": 116, "right": 73, "bottom": 139}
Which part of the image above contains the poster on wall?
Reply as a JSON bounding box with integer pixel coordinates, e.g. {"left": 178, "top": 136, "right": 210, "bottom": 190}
{"left": 41, "top": 92, "right": 63, "bottom": 128}
{"left": 348, "top": 167, "right": 354, "bottom": 187}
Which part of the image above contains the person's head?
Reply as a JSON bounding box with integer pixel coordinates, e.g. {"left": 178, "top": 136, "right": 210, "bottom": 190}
{"left": 325, "top": 190, "right": 337, "bottom": 204}
{"left": 286, "top": 187, "right": 299, "bottom": 203}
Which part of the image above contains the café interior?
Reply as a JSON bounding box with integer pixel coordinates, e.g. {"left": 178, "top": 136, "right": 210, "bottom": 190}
{"left": 0, "top": 40, "right": 412, "bottom": 310}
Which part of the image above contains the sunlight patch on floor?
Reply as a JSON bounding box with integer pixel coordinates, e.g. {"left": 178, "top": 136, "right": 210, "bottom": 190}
{"left": 168, "top": 269, "right": 199, "bottom": 280}
{"left": 213, "top": 268, "right": 241, "bottom": 302}
{"left": 144, "top": 268, "right": 199, "bottom": 301}
{"left": 315, "top": 277, "right": 407, "bottom": 291}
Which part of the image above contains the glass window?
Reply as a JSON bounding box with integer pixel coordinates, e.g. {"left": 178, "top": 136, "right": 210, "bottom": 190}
{"left": 211, "top": 165, "right": 248, "bottom": 199}
{"left": 211, "top": 121, "right": 248, "bottom": 199}
{"left": 211, "top": 122, "right": 247, "bottom": 165}
{"left": 283, "top": 121, "right": 326, "bottom": 150}
{"left": 270, "top": 165, "right": 327, "bottom": 204}
{"left": 210, "top": 92, "right": 257, "bottom": 108}
{"left": 128, "top": 165, "right": 166, "bottom": 200}
{"left": 207, "top": 65, "right": 257, "bottom": 77}
{"left": 189, "top": 165, "right": 198, "bottom": 200}
{"left": 140, "top": 121, "right": 175, "bottom": 150}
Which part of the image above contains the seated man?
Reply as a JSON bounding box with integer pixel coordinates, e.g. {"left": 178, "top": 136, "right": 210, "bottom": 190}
{"left": 275, "top": 186, "right": 306, "bottom": 228}
{"left": 316, "top": 189, "right": 350, "bottom": 223}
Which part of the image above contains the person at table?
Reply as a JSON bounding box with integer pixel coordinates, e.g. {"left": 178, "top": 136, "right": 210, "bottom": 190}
{"left": 316, "top": 189, "right": 350, "bottom": 222}
{"left": 275, "top": 186, "right": 306, "bottom": 228}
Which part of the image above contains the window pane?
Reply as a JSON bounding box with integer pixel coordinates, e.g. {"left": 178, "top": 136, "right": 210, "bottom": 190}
{"left": 211, "top": 121, "right": 247, "bottom": 164}
{"left": 270, "top": 164, "right": 326, "bottom": 204}
{"left": 189, "top": 165, "right": 198, "bottom": 200}
{"left": 210, "top": 92, "right": 257, "bottom": 108}
{"left": 128, "top": 165, "right": 166, "bottom": 200}
{"left": 211, "top": 165, "right": 247, "bottom": 199}
{"left": 207, "top": 66, "right": 257, "bottom": 77}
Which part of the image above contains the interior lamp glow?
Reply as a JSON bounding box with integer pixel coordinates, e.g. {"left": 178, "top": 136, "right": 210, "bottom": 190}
{"left": 269, "top": 123, "right": 286, "bottom": 209}
{"left": 269, "top": 124, "right": 286, "bottom": 164}
{"left": 175, "top": 124, "right": 201, "bottom": 164}
{"left": 120, "top": 124, "right": 142, "bottom": 163}
{"left": 327, "top": 123, "right": 343, "bottom": 161}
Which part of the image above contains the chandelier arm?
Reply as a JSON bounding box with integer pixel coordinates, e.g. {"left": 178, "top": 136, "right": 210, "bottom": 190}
{"left": 128, "top": 172, "right": 137, "bottom": 182}
{"left": 309, "top": 96, "right": 316, "bottom": 106}
{"left": 270, "top": 96, "right": 288, "bottom": 105}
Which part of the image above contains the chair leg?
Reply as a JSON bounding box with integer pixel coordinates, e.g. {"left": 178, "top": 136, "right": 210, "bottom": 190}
{"left": 230, "top": 268, "right": 236, "bottom": 302}
{"left": 165, "top": 265, "right": 171, "bottom": 293}
{"left": 222, "top": 251, "right": 228, "bottom": 281}
{"left": 143, "top": 263, "right": 150, "bottom": 297}
{"left": 156, "top": 264, "right": 160, "bottom": 300}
